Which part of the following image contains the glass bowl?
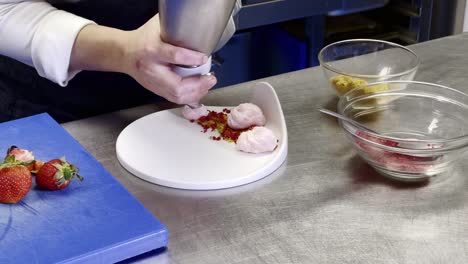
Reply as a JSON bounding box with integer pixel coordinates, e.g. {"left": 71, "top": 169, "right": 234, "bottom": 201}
{"left": 337, "top": 81, "right": 468, "bottom": 182}
{"left": 319, "top": 39, "right": 420, "bottom": 96}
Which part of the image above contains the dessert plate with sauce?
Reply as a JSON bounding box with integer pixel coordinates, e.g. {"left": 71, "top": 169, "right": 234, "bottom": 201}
{"left": 116, "top": 82, "right": 288, "bottom": 190}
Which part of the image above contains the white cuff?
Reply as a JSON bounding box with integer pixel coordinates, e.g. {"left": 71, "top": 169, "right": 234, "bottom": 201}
{"left": 31, "top": 10, "right": 95, "bottom": 86}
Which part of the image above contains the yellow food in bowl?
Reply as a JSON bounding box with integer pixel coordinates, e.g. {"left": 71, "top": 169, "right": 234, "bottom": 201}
{"left": 330, "top": 75, "right": 389, "bottom": 96}
{"left": 362, "top": 83, "right": 389, "bottom": 94}
{"left": 331, "top": 75, "right": 368, "bottom": 95}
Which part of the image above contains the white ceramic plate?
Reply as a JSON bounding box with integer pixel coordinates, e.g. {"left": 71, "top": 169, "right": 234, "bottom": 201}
{"left": 116, "top": 82, "right": 288, "bottom": 190}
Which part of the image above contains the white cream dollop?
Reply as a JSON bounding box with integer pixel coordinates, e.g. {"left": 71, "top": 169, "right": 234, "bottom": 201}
{"left": 236, "top": 127, "right": 278, "bottom": 154}
{"left": 182, "top": 104, "right": 208, "bottom": 120}
{"left": 7, "top": 147, "right": 35, "bottom": 162}
{"left": 227, "top": 103, "right": 266, "bottom": 129}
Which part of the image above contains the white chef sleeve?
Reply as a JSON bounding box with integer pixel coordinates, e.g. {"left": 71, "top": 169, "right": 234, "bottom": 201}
{"left": 0, "top": 1, "right": 95, "bottom": 86}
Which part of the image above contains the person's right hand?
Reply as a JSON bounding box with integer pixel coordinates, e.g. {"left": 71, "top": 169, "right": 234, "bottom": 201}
{"left": 123, "top": 14, "right": 217, "bottom": 104}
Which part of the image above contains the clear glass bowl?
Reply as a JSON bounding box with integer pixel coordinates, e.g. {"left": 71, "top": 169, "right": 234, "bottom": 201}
{"left": 337, "top": 81, "right": 468, "bottom": 182}
{"left": 319, "top": 39, "right": 420, "bottom": 96}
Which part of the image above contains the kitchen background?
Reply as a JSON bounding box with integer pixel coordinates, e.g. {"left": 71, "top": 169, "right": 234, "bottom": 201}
{"left": 213, "top": 0, "right": 468, "bottom": 88}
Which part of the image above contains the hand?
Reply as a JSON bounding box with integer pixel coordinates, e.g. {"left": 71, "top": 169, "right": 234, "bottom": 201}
{"left": 70, "top": 14, "right": 217, "bottom": 105}
{"left": 124, "top": 14, "right": 217, "bottom": 104}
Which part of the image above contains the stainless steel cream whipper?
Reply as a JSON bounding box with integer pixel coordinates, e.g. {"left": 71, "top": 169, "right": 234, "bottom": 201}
{"left": 159, "top": 0, "right": 238, "bottom": 79}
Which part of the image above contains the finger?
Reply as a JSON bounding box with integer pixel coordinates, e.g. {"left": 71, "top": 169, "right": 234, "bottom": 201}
{"left": 142, "top": 63, "right": 183, "bottom": 90}
{"left": 157, "top": 42, "right": 208, "bottom": 66}
{"left": 184, "top": 88, "right": 210, "bottom": 104}
{"left": 169, "top": 75, "right": 217, "bottom": 104}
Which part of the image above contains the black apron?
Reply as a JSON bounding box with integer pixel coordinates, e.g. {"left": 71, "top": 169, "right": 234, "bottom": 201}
{"left": 0, "top": 0, "right": 159, "bottom": 123}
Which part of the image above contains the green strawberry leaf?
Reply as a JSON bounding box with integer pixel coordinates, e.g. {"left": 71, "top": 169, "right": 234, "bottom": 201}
{"left": 63, "top": 168, "right": 72, "bottom": 181}
{"left": 56, "top": 177, "right": 67, "bottom": 187}
{"left": 0, "top": 156, "right": 15, "bottom": 169}
{"left": 4, "top": 155, "right": 15, "bottom": 163}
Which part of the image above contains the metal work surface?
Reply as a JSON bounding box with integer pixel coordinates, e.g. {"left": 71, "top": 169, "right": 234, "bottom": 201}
{"left": 63, "top": 34, "right": 468, "bottom": 263}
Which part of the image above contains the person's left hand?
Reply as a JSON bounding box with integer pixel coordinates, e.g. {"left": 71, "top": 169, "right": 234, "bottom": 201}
{"left": 71, "top": 14, "right": 217, "bottom": 105}
{"left": 123, "top": 14, "right": 217, "bottom": 105}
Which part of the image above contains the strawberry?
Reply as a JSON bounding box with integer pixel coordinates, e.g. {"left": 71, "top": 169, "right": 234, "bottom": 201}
{"left": 32, "top": 160, "right": 45, "bottom": 173}
{"left": 355, "top": 130, "right": 439, "bottom": 173}
{"left": 6, "top": 145, "right": 34, "bottom": 162}
{"left": 36, "top": 157, "right": 83, "bottom": 190}
{"left": 0, "top": 156, "right": 32, "bottom": 204}
{"left": 356, "top": 131, "right": 399, "bottom": 147}
{"left": 6, "top": 146, "right": 43, "bottom": 172}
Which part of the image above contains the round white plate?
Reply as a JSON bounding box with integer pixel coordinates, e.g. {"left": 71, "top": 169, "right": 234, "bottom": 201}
{"left": 116, "top": 82, "right": 288, "bottom": 190}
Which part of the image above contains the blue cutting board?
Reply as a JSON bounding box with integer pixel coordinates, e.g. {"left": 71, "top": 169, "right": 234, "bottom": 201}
{"left": 0, "top": 113, "right": 168, "bottom": 263}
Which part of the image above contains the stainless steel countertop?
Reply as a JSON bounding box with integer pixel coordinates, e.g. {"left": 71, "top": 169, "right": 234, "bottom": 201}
{"left": 63, "top": 34, "right": 468, "bottom": 264}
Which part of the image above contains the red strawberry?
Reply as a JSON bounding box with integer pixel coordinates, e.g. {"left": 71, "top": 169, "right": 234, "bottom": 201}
{"left": 0, "top": 156, "right": 32, "bottom": 204}
{"left": 356, "top": 131, "right": 399, "bottom": 147}
{"left": 355, "top": 130, "right": 439, "bottom": 173}
{"left": 36, "top": 157, "right": 83, "bottom": 190}
{"left": 32, "top": 160, "right": 45, "bottom": 172}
